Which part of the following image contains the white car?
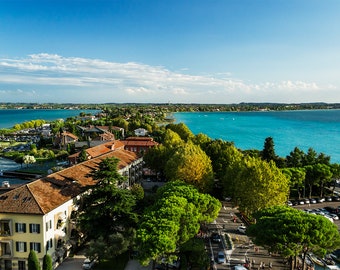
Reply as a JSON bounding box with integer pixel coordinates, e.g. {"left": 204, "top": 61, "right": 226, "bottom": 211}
{"left": 82, "top": 258, "right": 96, "bottom": 270}
{"left": 237, "top": 226, "right": 247, "bottom": 234}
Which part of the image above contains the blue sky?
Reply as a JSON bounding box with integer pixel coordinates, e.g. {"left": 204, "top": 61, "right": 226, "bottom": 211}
{"left": 1, "top": 0, "right": 340, "bottom": 104}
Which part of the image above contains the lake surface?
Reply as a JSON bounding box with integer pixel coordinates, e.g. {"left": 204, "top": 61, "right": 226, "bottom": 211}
{"left": 0, "top": 157, "right": 27, "bottom": 185}
{"left": 174, "top": 110, "right": 340, "bottom": 164}
{"left": 0, "top": 109, "right": 100, "bottom": 129}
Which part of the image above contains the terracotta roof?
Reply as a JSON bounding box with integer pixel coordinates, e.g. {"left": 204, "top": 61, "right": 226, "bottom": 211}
{"left": 68, "top": 140, "right": 125, "bottom": 159}
{"left": 62, "top": 131, "right": 78, "bottom": 140}
{"left": 120, "top": 139, "right": 159, "bottom": 147}
{"left": 0, "top": 149, "right": 140, "bottom": 215}
{"left": 125, "top": 137, "right": 154, "bottom": 141}
{"left": 86, "top": 143, "right": 113, "bottom": 157}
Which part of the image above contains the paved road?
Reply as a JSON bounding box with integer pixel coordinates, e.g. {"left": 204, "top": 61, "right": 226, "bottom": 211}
{"left": 207, "top": 200, "right": 340, "bottom": 270}
{"left": 208, "top": 203, "right": 288, "bottom": 270}
{"left": 55, "top": 253, "right": 86, "bottom": 270}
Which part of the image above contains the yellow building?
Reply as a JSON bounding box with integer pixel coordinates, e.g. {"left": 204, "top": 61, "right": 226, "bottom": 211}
{"left": 0, "top": 148, "right": 143, "bottom": 270}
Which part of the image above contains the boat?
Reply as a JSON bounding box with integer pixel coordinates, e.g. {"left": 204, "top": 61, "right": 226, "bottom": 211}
{"left": 323, "top": 254, "right": 336, "bottom": 266}
{"left": 308, "top": 253, "right": 326, "bottom": 267}
{"left": 330, "top": 250, "right": 340, "bottom": 264}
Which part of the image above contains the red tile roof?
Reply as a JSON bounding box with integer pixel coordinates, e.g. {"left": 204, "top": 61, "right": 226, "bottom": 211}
{"left": 0, "top": 149, "right": 140, "bottom": 215}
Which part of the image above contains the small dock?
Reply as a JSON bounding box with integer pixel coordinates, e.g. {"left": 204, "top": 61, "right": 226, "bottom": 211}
{"left": 0, "top": 170, "right": 41, "bottom": 180}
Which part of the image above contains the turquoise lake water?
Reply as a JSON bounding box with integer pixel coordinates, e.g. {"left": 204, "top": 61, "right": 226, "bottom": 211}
{"left": 174, "top": 110, "right": 340, "bottom": 164}
{"left": 0, "top": 109, "right": 100, "bottom": 129}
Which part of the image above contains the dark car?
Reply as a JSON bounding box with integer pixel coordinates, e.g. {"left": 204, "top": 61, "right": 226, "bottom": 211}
{"left": 324, "top": 206, "right": 339, "bottom": 214}
{"left": 211, "top": 232, "right": 222, "bottom": 243}
{"left": 332, "top": 195, "right": 340, "bottom": 201}
{"left": 326, "top": 196, "right": 333, "bottom": 202}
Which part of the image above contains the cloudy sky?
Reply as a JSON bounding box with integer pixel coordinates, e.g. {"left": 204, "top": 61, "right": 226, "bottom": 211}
{"left": 1, "top": 0, "right": 339, "bottom": 104}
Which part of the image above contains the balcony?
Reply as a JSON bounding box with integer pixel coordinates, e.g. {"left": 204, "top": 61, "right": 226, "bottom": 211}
{"left": 0, "top": 240, "right": 12, "bottom": 257}
{"left": 0, "top": 220, "right": 12, "bottom": 237}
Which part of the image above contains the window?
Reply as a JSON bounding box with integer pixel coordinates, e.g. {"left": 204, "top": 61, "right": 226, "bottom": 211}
{"left": 45, "top": 220, "right": 52, "bottom": 231}
{"left": 0, "top": 220, "right": 12, "bottom": 236}
{"left": 30, "top": 242, "right": 41, "bottom": 253}
{"left": 15, "top": 223, "right": 26, "bottom": 233}
{"left": 16, "top": 242, "right": 27, "bottom": 252}
{"left": 29, "top": 224, "right": 40, "bottom": 234}
{"left": 18, "top": 261, "right": 26, "bottom": 270}
{"left": 46, "top": 239, "right": 53, "bottom": 251}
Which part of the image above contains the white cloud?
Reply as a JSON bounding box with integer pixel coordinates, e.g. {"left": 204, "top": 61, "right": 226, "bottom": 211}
{"left": 0, "top": 53, "right": 338, "bottom": 103}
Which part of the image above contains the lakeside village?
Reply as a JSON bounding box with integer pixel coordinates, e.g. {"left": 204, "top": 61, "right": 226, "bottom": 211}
{"left": 0, "top": 108, "right": 340, "bottom": 270}
{"left": 0, "top": 111, "right": 161, "bottom": 270}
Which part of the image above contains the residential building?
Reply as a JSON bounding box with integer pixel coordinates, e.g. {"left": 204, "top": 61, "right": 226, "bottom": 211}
{"left": 0, "top": 148, "right": 143, "bottom": 270}
{"left": 120, "top": 137, "right": 159, "bottom": 155}
{"left": 54, "top": 131, "right": 78, "bottom": 148}
{"left": 68, "top": 140, "right": 125, "bottom": 165}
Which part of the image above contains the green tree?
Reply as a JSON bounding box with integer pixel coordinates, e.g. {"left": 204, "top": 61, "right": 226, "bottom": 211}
{"left": 307, "top": 163, "right": 333, "bottom": 197}
{"left": 28, "top": 250, "right": 41, "bottom": 270}
{"left": 180, "top": 237, "right": 210, "bottom": 269}
{"left": 130, "top": 183, "right": 145, "bottom": 201}
{"left": 203, "top": 140, "right": 238, "bottom": 181}
{"left": 191, "top": 133, "right": 212, "bottom": 149}
{"left": 261, "top": 137, "right": 276, "bottom": 163}
{"left": 163, "top": 129, "right": 184, "bottom": 148}
{"left": 303, "top": 148, "right": 318, "bottom": 166}
{"left": 79, "top": 148, "right": 88, "bottom": 162}
{"left": 166, "top": 123, "right": 194, "bottom": 142}
{"left": 164, "top": 142, "right": 214, "bottom": 192}
{"left": 282, "top": 167, "right": 306, "bottom": 199}
{"left": 42, "top": 254, "right": 52, "bottom": 270}
{"left": 136, "top": 181, "right": 221, "bottom": 266}
{"left": 286, "top": 147, "right": 305, "bottom": 167}
{"left": 247, "top": 206, "right": 340, "bottom": 270}
{"left": 224, "top": 157, "right": 289, "bottom": 214}
{"left": 78, "top": 157, "right": 138, "bottom": 261}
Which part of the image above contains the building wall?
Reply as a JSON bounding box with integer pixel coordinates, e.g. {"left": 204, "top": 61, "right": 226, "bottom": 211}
{"left": 0, "top": 198, "right": 76, "bottom": 270}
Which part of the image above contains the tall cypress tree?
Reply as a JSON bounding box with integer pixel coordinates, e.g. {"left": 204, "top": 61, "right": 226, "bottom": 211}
{"left": 42, "top": 254, "right": 53, "bottom": 270}
{"left": 28, "top": 250, "right": 41, "bottom": 270}
{"left": 262, "top": 136, "right": 276, "bottom": 162}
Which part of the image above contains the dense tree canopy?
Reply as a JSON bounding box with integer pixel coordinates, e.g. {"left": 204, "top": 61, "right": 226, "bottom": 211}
{"left": 78, "top": 157, "right": 138, "bottom": 261}
{"left": 247, "top": 206, "right": 340, "bottom": 270}
{"left": 282, "top": 167, "right": 306, "bottom": 199}
{"left": 136, "top": 181, "right": 221, "bottom": 266}
{"left": 222, "top": 156, "right": 289, "bottom": 214}
{"left": 164, "top": 142, "right": 214, "bottom": 192}
{"left": 166, "top": 123, "right": 194, "bottom": 142}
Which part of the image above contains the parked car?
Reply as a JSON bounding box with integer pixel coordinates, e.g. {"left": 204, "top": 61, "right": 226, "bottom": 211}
{"left": 237, "top": 225, "right": 247, "bottom": 234}
{"left": 326, "top": 196, "right": 333, "bottom": 202}
{"left": 324, "top": 206, "right": 338, "bottom": 214}
{"left": 82, "top": 258, "right": 96, "bottom": 270}
{"left": 217, "top": 251, "right": 226, "bottom": 264}
{"left": 317, "top": 197, "right": 325, "bottom": 203}
{"left": 332, "top": 195, "right": 340, "bottom": 201}
{"left": 310, "top": 198, "right": 317, "bottom": 204}
{"left": 211, "top": 232, "right": 222, "bottom": 243}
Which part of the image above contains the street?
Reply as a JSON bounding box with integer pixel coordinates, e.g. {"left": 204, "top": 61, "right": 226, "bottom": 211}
{"left": 207, "top": 199, "right": 340, "bottom": 270}
{"left": 207, "top": 203, "right": 288, "bottom": 270}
